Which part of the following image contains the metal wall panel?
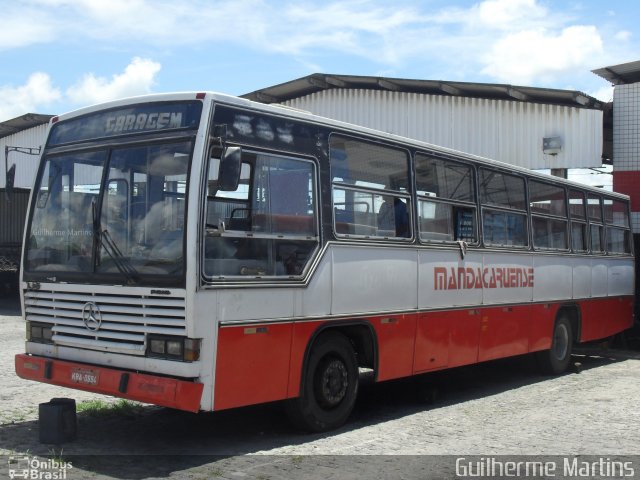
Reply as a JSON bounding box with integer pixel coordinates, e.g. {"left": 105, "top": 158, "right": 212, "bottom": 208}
{"left": 0, "top": 123, "right": 48, "bottom": 189}
{"left": 284, "top": 90, "right": 603, "bottom": 170}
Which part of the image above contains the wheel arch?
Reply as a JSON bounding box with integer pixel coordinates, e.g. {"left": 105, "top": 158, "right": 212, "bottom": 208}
{"left": 297, "top": 320, "right": 379, "bottom": 396}
{"left": 557, "top": 303, "right": 582, "bottom": 344}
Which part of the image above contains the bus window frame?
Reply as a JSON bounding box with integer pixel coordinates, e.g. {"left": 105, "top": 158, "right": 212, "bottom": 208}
{"left": 478, "top": 167, "right": 530, "bottom": 250}
{"left": 329, "top": 133, "right": 413, "bottom": 243}
{"left": 603, "top": 195, "right": 633, "bottom": 255}
{"left": 414, "top": 152, "right": 479, "bottom": 246}
{"left": 568, "top": 189, "right": 588, "bottom": 253}
{"left": 587, "top": 194, "right": 606, "bottom": 255}
{"left": 200, "top": 147, "right": 322, "bottom": 284}
{"left": 527, "top": 179, "right": 569, "bottom": 253}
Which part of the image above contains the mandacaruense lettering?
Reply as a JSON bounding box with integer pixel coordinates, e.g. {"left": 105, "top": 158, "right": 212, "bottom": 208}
{"left": 434, "top": 266, "right": 534, "bottom": 290}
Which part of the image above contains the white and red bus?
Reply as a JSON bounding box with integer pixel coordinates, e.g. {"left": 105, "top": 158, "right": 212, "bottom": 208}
{"left": 15, "top": 92, "right": 634, "bottom": 431}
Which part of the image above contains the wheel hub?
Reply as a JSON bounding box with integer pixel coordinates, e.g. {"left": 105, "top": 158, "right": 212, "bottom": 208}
{"left": 319, "top": 359, "right": 348, "bottom": 407}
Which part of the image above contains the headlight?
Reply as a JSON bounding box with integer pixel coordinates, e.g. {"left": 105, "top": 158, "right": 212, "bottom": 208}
{"left": 166, "top": 340, "right": 183, "bottom": 356}
{"left": 147, "top": 335, "right": 200, "bottom": 362}
{"left": 27, "top": 322, "right": 54, "bottom": 344}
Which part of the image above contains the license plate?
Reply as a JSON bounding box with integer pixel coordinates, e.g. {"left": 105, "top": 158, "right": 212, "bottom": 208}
{"left": 70, "top": 368, "right": 99, "bottom": 385}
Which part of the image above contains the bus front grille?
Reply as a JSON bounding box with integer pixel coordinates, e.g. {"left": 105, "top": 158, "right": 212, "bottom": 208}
{"left": 24, "top": 289, "right": 186, "bottom": 356}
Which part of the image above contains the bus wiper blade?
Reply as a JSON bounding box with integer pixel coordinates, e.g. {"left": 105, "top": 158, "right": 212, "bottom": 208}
{"left": 99, "top": 228, "right": 140, "bottom": 285}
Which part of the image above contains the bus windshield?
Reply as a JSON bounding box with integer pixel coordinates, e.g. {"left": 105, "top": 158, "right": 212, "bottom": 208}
{"left": 25, "top": 140, "right": 192, "bottom": 284}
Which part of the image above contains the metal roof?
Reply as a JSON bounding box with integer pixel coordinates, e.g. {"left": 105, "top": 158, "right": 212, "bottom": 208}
{"left": 592, "top": 60, "right": 640, "bottom": 85}
{"left": 242, "top": 73, "right": 604, "bottom": 109}
{"left": 0, "top": 113, "right": 53, "bottom": 139}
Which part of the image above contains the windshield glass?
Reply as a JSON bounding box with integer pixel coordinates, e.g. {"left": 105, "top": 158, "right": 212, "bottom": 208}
{"left": 25, "top": 140, "right": 192, "bottom": 283}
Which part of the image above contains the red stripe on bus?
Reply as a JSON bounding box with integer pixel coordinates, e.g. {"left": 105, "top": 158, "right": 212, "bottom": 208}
{"left": 213, "top": 296, "right": 633, "bottom": 412}
{"left": 14, "top": 355, "right": 203, "bottom": 413}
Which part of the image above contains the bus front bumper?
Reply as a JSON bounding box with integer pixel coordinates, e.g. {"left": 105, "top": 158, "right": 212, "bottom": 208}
{"left": 15, "top": 354, "right": 204, "bottom": 413}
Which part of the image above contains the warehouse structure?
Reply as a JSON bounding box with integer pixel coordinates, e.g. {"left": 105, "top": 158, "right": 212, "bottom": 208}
{"left": 243, "top": 74, "right": 607, "bottom": 173}
{"left": 0, "top": 114, "right": 51, "bottom": 294}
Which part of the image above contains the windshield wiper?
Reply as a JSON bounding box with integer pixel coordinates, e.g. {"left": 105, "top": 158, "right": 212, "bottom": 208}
{"left": 99, "top": 229, "right": 139, "bottom": 284}
{"left": 92, "top": 198, "right": 139, "bottom": 285}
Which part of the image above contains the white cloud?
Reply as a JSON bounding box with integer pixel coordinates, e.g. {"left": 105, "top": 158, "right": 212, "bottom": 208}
{"left": 66, "top": 57, "right": 161, "bottom": 105}
{"left": 0, "top": 7, "right": 57, "bottom": 50}
{"left": 481, "top": 26, "right": 604, "bottom": 84}
{"left": 614, "top": 30, "right": 632, "bottom": 41}
{"left": 589, "top": 85, "right": 614, "bottom": 102}
{"left": 0, "top": 73, "right": 61, "bottom": 121}
{"left": 476, "top": 0, "right": 547, "bottom": 29}
{"left": 1, "top": 0, "right": 637, "bottom": 96}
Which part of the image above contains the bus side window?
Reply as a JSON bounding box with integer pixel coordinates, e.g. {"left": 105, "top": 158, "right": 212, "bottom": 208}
{"left": 203, "top": 152, "right": 319, "bottom": 279}
{"left": 415, "top": 154, "right": 477, "bottom": 244}
{"left": 479, "top": 169, "right": 528, "bottom": 248}
{"left": 330, "top": 136, "right": 411, "bottom": 240}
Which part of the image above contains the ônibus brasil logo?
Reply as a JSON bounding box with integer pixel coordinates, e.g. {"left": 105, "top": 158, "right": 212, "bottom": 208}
{"left": 7, "top": 455, "right": 72, "bottom": 479}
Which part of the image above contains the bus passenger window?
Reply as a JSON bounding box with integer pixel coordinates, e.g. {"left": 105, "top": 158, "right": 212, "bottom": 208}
{"left": 203, "top": 152, "right": 318, "bottom": 279}
{"left": 604, "top": 198, "right": 631, "bottom": 254}
{"left": 479, "top": 169, "right": 528, "bottom": 248}
{"left": 415, "top": 154, "right": 477, "bottom": 243}
{"left": 529, "top": 180, "right": 568, "bottom": 250}
{"left": 330, "top": 136, "right": 411, "bottom": 240}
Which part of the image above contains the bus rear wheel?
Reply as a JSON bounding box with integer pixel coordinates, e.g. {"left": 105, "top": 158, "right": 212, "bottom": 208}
{"left": 286, "top": 331, "right": 359, "bottom": 432}
{"left": 536, "top": 315, "right": 573, "bottom": 375}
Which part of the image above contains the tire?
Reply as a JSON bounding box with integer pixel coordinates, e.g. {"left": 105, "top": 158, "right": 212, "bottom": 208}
{"left": 536, "top": 315, "right": 573, "bottom": 375}
{"left": 286, "top": 331, "right": 359, "bottom": 432}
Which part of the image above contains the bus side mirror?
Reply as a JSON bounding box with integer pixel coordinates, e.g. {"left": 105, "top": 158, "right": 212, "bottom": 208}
{"left": 218, "top": 146, "right": 242, "bottom": 191}
{"left": 5, "top": 164, "right": 16, "bottom": 199}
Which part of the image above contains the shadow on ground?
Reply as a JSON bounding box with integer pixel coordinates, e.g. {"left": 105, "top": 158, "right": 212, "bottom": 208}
{"left": 0, "top": 292, "right": 20, "bottom": 316}
{"left": 0, "top": 348, "right": 633, "bottom": 479}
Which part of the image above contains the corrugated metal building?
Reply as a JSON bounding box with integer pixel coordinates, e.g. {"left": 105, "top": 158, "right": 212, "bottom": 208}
{"left": 0, "top": 114, "right": 51, "bottom": 293}
{"left": 1, "top": 113, "right": 52, "bottom": 189}
{"left": 243, "top": 74, "right": 606, "bottom": 171}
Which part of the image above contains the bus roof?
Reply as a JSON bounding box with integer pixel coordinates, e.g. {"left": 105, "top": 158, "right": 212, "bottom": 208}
{"left": 51, "top": 91, "right": 628, "bottom": 201}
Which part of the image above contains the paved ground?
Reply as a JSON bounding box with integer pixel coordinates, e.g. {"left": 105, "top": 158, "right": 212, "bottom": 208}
{"left": 1, "top": 294, "right": 639, "bottom": 479}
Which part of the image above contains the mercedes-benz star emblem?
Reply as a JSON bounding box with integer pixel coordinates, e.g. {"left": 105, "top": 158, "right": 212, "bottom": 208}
{"left": 82, "top": 302, "right": 102, "bottom": 332}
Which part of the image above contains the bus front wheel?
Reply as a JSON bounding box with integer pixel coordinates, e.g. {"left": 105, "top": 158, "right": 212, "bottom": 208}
{"left": 286, "top": 331, "right": 359, "bottom": 432}
{"left": 536, "top": 315, "right": 573, "bottom": 375}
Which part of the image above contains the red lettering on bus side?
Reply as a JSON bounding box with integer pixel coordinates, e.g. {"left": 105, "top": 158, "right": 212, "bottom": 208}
{"left": 475, "top": 268, "right": 483, "bottom": 289}
{"left": 447, "top": 268, "right": 457, "bottom": 290}
{"left": 434, "top": 267, "right": 447, "bottom": 290}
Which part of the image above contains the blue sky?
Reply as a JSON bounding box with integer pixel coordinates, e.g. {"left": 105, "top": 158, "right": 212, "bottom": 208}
{"left": 0, "top": 0, "right": 637, "bottom": 124}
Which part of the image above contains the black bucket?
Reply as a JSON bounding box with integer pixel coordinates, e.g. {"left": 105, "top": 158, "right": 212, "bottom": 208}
{"left": 39, "top": 398, "right": 77, "bottom": 444}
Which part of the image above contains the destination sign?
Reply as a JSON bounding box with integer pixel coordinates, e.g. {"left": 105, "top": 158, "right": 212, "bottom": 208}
{"left": 48, "top": 101, "right": 203, "bottom": 146}
{"left": 105, "top": 111, "right": 183, "bottom": 133}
